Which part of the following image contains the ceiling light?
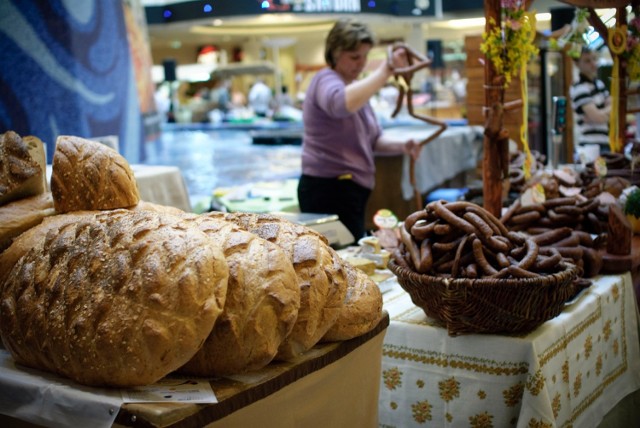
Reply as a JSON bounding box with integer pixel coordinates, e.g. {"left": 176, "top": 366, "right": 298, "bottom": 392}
{"left": 435, "top": 12, "right": 551, "bottom": 30}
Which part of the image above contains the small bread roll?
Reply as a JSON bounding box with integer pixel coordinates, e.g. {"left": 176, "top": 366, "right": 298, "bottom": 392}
{"left": 0, "top": 209, "right": 229, "bottom": 387}
{"left": 50, "top": 135, "right": 139, "bottom": 213}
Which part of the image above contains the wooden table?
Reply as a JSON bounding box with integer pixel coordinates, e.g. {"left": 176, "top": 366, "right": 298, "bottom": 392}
{"left": 0, "top": 314, "right": 389, "bottom": 428}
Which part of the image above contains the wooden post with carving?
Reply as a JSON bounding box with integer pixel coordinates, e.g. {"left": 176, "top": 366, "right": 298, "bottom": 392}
{"left": 482, "top": 0, "right": 504, "bottom": 217}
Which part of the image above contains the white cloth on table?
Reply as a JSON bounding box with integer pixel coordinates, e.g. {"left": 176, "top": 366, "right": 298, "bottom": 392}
{"left": 379, "top": 273, "right": 640, "bottom": 427}
{"left": 383, "top": 125, "right": 482, "bottom": 200}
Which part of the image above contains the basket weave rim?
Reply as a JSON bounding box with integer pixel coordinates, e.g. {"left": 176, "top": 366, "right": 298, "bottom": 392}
{"left": 388, "top": 259, "right": 578, "bottom": 287}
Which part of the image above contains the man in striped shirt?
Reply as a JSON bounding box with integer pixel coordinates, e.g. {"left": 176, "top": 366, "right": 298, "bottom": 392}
{"left": 570, "top": 48, "right": 611, "bottom": 151}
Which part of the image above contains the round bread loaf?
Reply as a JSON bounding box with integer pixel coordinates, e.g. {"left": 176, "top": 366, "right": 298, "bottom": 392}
{"left": 177, "top": 213, "right": 300, "bottom": 376}
{"left": 0, "top": 209, "right": 229, "bottom": 387}
{"left": 321, "top": 262, "right": 384, "bottom": 341}
{"left": 220, "top": 212, "right": 347, "bottom": 360}
{"left": 51, "top": 135, "right": 140, "bottom": 213}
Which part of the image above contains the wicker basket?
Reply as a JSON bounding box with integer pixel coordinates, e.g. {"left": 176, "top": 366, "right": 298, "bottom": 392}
{"left": 388, "top": 260, "right": 582, "bottom": 336}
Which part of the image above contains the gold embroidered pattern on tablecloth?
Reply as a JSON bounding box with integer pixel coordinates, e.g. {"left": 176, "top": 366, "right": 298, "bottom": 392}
{"left": 438, "top": 376, "right": 460, "bottom": 401}
{"left": 383, "top": 367, "right": 403, "bottom": 390}
{"left": 503, "top": 382, "right": 524, "bottom": 407}
{"left": 540, "top": 276, "right": 630, "bottom": 427}
{"left": 469, "top": 411, "right": 493, "bottom": 428}
{"left": 383, "top": 345, "right": 529, "bottom": 376}
{"left": 539, "top": 306, "right": 601, "bottom": 367}
{"left": 527, "top": 370, "right": 545, "bottom": 396}
{"left": 411, "top": 399, "right": 432, "bottom": 423}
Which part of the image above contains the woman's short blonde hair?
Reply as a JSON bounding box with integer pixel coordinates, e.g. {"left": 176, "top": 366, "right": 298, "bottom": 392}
{"left": 324, "top": 18, "right": 376, "bottom": 68}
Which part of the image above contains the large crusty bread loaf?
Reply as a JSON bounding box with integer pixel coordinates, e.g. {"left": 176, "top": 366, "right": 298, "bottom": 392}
{"left": 0, "top": 209, "right": 229, "bottom": 387}
{"left": 50, "top": 135, "right": 140, "bottom": 213}
{"left": 0, "top": 192, "right": 55, "bottom": 254}
{"left": 321, "top": 262, "right": 383, "bottom": 341}
{"left": 176, "top": 213, "right": 300, "bottom": 376}
{"left": 0, "top": 131, "right": 46, "bottom": 206}
{"left": 220, "top": 212, "right": 347, "bottom": 360}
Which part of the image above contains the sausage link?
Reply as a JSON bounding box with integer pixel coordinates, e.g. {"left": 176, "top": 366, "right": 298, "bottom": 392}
{"left": 472, "top": 238, "right": 498, "bottom": 275}
{"left": 400, "top": 223, "right": 421, "bottom": 270}
{"left": 547, "top": 210, "right": 575, "bottom": 225}
{"left": 434, "top": 223, "right": 453, "bottom": 235}
{"left": 500, "top": 198, "right": 521, "bottom": 224}
{"left": 463, "top": 212, "right": 494, "bottom": 238}
{"left": 507, "top": 231, "right": 526, "bottom": 245}
{"left": 411, "top": 219, "right": 435, "bottom": 241}
{"left": 531, "top": 227, "right": 573, "bottom": 246}
{"left": 556, "top": 246, "right": 584, "bottom": 262}
{"left": 417, "top": 238, "right": 433, "bottom": 273}
{"left": 516, "top": 238, "right": 539, "bottom": 270}
{"left": 451, "top": 235, "right": 470, "bottom": 277}
{"left": 432, "top": 236, "right": 464, "bottom": 253}
{"left": 532, "top": 247, "right": 562, "bottom": 272}
{"left": 496, "top": 252, "right": 510, "bottom": 269}
{"left": 543, "top": 197, "right": 577, "bottom": 208}
{"left": 550, "top": 233, "right": 580, "bottom": 248}
{"left": 466, "top": 205, "right": 510, "bottom": 236}
{"left": 404, "top": 209, "right": 428, "bottom": 232}
{"left": 554, "top": 205, "right": 582, "bottom": 216}
{"left": 432, "top": 200, "right": 476, "bottom": 234}
{"left": 510, "top": 210, "right": 541, "bottom": 225}
{"left": 465, "top": 263, "right": 478, "bottom": 278}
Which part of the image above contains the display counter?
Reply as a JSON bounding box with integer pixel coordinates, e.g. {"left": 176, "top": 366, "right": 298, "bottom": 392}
{"left": 379, "top": 272, "right": 640, "bottom": 427}
{"left": 0, "top": 313, "right": 389, "bottom": 428}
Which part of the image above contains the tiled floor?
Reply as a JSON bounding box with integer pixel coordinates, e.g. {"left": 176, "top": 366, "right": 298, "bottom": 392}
{"left": 142, "top": 127, "right": 303, "bottom": 208}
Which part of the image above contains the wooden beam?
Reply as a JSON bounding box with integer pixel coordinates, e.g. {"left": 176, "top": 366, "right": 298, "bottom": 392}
{"left": 482, "top": 0, "right": 504, "bottom": 217}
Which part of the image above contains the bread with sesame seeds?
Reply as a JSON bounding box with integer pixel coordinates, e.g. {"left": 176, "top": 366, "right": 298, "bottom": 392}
{"left": 0, "top": 209, "right": 229, "bottom": 387}
{"left": 50, "top": 135, "right": 140, "bottom": 213}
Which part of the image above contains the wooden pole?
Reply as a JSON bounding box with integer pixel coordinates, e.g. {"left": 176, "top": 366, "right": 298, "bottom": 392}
{"left": 482, "top": 0, "right": 504, "bottom": 217}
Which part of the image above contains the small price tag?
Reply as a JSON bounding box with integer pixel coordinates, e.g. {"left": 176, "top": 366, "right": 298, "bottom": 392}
{"left": 373, "top": 209, "right": 398, "bottom": 229}
{"left": 520, "top": 183, "right": 546, "bottom": 206}
{"left": 594, "top": 156, "right": 608, "bottom": 178}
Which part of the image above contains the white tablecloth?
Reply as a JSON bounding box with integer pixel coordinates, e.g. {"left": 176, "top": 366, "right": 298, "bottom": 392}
{"left": 379, "top": 272, "right": 640, "bottom": 427}
{"left": 130, "top": 165, "right": 191, "bottom": 212}
{"left": 383, "top": 126, "right": 483, "bottom": 200}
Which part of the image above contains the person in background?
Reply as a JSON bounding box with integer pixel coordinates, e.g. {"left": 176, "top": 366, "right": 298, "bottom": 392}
{"left": 209, "top": 73, "right": 232, "bottom": 114}
{"left": 248, "top": 78, "right": 273, "bottom": 117}
{"left": 297, "top": 18, "right": 421, "bottom": 241}
{"left": 570, "top": 48, "right": 611, "bottom": 151}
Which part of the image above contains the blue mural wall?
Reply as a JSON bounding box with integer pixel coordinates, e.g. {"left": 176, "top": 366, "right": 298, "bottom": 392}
{"left": 0, "top": 0, "right": 144, "bottom": 163}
